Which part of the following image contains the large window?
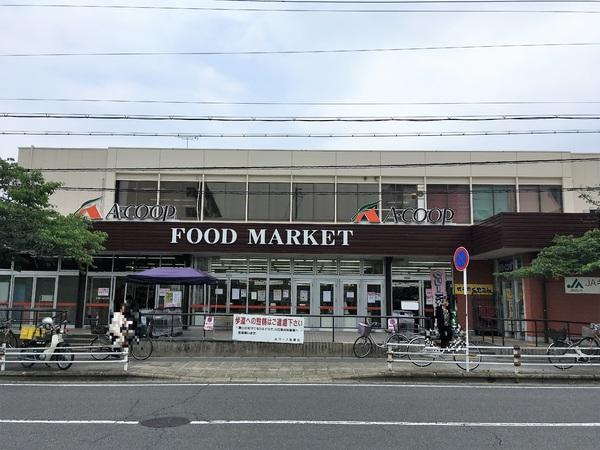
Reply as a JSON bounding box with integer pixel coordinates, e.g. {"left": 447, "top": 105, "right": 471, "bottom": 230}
{"left": 336, "top": 183, "right": 379, "bottom": 222}
{"left": 160, "top": 181, "right": 199, "bottom": 220}
{"left": 203, "top": 182, "right": 245, "bottom": 220}
{"left": 382, "top": 184, "right": 418, "bottom": 214}
{"left": 248, "top": 182, "right": 290, "bottom": 221}
{"left": 427, "top": 184, "right": 471, "bottom": 224}
{"left": 116, "top": 180, "right": 157, "bottom": 204}
{"left": 519, "top": 185, "right": 562, "bottom": 213}
{"left": 473, "top": 185, "right": 516, "bottom": 223}
{"left": 292, "top": 183, "right": 335, "bottom": 222}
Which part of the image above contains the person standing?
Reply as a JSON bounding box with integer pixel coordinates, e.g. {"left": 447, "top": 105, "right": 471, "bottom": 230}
{"left": 435, "top": 300, "right": 452, "bottom": 348}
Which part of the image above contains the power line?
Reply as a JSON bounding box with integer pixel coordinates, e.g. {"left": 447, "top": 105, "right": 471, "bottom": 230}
{"left": 23, "top": 155, "right": 600, "bottom": 172}
{"left": 3, "top": 129, "right": 600, "bottom": 139}
{"left": 2, "top": 3, "right": 600, "bottom": 13}
{"left": 4, "top": 112, "right": 600, "bottom": 122}
{"left": 2, "top": 97, "right": 600, "bottom": 106}
{"left": 3, "top": 42, "right": 600, "bottom": 58}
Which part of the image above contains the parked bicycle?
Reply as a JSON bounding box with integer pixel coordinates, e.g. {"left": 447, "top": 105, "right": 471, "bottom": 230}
{"left": 407, "top": 326, "right": 481, "bottom": 371}
{"left": 353, "top": 321, "right": 409, "bottom": 358}
{"left": 89, "top": 317, "right": 153, "bottom": 361}
{"left": 20, "top": 317, "right": 74, "bottom": 370}
{"left": 0, "top": 319, "right": 18, "bottom": 348}
{"left": 546, "top": 324, "right": 600, "bottom": 370}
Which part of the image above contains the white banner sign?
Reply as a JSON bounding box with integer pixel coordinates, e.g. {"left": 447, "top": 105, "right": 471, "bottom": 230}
{"left": 430, "top": 269, "right": 447, "bottom": 307}
{"left": 565, "top": 277, "right": 600, "bottom": 294}
{"left": 233, "top": 314, "right": 304, "bottom": 344}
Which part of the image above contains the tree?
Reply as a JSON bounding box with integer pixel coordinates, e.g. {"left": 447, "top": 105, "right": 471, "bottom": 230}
{"left": 0, "top": 158, "right": 106, "bottom": 267}
{"left": 500, "top": 229, "right": 600, "bottom": 279}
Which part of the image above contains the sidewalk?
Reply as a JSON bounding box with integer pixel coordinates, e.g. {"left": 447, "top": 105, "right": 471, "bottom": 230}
{"left": 2, "top": 357, "right": 600, "bottom": 383}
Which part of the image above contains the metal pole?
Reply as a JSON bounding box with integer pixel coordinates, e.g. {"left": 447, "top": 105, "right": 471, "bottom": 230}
{"left": 464, "top": 268, "right": 469, "bottom": 373}
{"left": 1, "top": 342, "right": 5, "bottom": 372}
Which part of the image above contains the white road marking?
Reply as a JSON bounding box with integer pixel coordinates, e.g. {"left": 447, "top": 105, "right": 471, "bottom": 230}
{"left": 0, "top": 419, "right": 137, "bottom": 425}
{"left": 0, "top": 382, "right": 599, "bottom": 389}
{"left": 0, "top": 419, "right": 598, "bottom": 428}
{"left": 195, "top": 420, "right": 600, "bottom": 427}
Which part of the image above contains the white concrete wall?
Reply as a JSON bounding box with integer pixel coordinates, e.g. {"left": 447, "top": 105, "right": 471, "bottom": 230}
{"left": 17, "top": 147, "right": 600, "bottom": 217}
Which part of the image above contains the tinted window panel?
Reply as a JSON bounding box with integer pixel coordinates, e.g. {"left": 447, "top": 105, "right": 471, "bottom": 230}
{"left": 203, "top": 182, "right": 245, "bottom": 220}
{"left": 248, "top": 182, "right": 290, "bottom": 221}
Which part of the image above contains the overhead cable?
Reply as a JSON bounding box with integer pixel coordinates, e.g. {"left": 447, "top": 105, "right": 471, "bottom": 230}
{"left": 23, "top": 155, "right": 600, "bottom": 172}
{"left": 3, "top": 97, "right": 600, "bottom": 106}
{"left": 3, "top": 112, "right": 600, "bottom": 122}
{"left": 3, "top": 42, "right": 600, "bottom": 58}
{"left": 2, "top": 3, "right": 600, "bottom": 14}
{"left": 3, "top": 129, "right": 600, "bottom": 139}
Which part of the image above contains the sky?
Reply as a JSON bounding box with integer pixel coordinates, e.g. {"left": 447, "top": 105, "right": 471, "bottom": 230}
{"left": 1, "top": 1, "right": 600, "bottom": 160}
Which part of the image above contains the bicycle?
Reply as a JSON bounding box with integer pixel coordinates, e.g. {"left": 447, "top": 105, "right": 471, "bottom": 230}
{"left": 0, "top": 319, "right": 18, "bottom": 348}
{"left": 353, "top": 321, "right": 409, "bottom": 358}
{"left": 546, "top": 325, "right": 600, "bottom": 370}
{"left": 407, "top": 326, "right": 481, "bottom": 371}
{"left": 20, "top": 318, "right": 74, "bottom": 370}
{"left": 89, "top": 323, "right": 153, "bottom": 361}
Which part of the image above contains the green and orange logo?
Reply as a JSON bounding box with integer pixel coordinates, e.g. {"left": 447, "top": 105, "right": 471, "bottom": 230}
{"left": 352, "top": 201, "right": 381, "bottom": 223}
{"left": 75, "top": 197, "right": 103, "bottom": 220}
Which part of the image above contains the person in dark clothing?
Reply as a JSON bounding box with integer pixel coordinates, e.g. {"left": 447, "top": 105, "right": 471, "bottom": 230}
{"left": 435, "top": 300, "right": 453, "bottom": 348}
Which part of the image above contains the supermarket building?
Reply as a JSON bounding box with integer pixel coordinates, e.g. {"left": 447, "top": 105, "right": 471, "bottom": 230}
{"left": 3, "top": 147, "right": 600, "bottom": 337}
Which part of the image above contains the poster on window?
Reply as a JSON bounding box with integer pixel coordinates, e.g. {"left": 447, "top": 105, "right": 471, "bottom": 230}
{"left": 430, "top": 269, "right": 447, "bottom": 307}
{"left": 97, "top": 288, "right": 110, "bottom": 297}
{"left": 233, "top": 314, "right": 304, "bottom": 344}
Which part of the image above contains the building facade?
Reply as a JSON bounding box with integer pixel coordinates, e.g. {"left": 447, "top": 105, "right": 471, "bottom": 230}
{"left": 4, "top": 147, "right": 600, "bottom": 336}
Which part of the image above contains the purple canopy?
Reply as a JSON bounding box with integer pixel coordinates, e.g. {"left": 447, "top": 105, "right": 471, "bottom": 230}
{"left": 126, "top": 267, "right": 217, "bottom": 285}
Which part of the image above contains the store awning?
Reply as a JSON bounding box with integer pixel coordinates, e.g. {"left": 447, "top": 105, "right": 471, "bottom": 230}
{"left": 126, "top": 267, "right": 217, "bottom": 285}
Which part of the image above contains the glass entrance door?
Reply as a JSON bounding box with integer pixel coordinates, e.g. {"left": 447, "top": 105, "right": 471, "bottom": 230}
{"left": 208, "top": 279, "right": 228, "bottom": 313}
{"left": 86, "top": 277, "right": 112, "bottom": 325}
{"left": 229, "top": 279, "right": 247, "bottom": 314}
{"left": 294, "top": 281, "right": 311, "bottom": 315}
{"left": 366, "top": 282, "right": 384, "bottom": 327}
{"left": 340, "top": 281, "right": 359, "bottom": 328}
{"left": 392, "top": 280, "right": 421, "bottom": 332}
{"left": 269, "top": 278, "right": 291, "bottom": 315}
{"left": 319, "top": 281, "right": 335, "bottom": 327}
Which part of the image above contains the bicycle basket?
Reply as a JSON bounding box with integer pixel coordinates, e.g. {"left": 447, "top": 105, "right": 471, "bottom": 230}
{"left": 582, "top": 326, "right": 600, "bottom": 338}
{"left": 547, "top": 328, "right": 567, "bottom": 342}
{"left": 358, "top": 322, "right": 372, "bottom": 337}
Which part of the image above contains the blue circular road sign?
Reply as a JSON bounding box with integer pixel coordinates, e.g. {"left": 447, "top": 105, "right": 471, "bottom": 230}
{"left": 453, "top": 247, "right": 470, "bottom": 271}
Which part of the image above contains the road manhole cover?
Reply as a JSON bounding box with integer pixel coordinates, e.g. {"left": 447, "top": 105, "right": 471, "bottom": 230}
{"left": 140, "top": 416, "right": 191, "bottom": 428}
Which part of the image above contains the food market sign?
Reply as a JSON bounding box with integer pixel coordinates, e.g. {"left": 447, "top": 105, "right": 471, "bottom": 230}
{"left": 232, "top": 314, "right": 304, "bottom": 344}
{"left": 170, "top": 227, "right": 354, "bottom": 247}
{"left": 565, "top": 277, "right": 600, "bottom": 294}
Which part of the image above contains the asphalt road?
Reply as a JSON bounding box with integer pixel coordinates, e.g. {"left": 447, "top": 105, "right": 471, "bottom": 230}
{"left": 0, "top": 381, "right": 599, "bottom": 450}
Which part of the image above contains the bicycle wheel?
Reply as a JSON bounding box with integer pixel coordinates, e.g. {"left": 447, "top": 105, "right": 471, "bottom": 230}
{"left": 547, "top": 341, "right": 574, "bottom": 370}
{"left": 577, "top": 337, "right": 599, "bottom": 362}
{"left": 454, "top": 346, "right": 481, "bottom": 371}
{"left": 407, "top": 336, "right": 435, "bottom": 367}
{"left": 352, "top": 336, "right": 373, "bottom": 358}
{"left": 1, "top": 331, "right": 18, "bottom": 348}
{"left": 20, "top": 348, "right": 35, "bottom": 368}
{"left": 90, "top": 335, "right": 112, "bottom": 361}
{"left": 386, "top": 334, "right": 409, "bottom": 358}
{"left": 130, "top": 336, "right": 153, "bottom": 361}
{"left": 52, "top": 342, "right": 74, "bottom": 370}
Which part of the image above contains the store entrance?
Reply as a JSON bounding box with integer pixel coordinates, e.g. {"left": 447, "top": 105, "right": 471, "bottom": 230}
{"left": 392, "top": 280, "right": 421, "bottom": 332}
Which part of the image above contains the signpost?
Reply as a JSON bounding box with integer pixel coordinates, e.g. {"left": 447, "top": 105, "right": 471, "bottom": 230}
{"left": 453, "top": 246, "right": 470, "bottom": 372}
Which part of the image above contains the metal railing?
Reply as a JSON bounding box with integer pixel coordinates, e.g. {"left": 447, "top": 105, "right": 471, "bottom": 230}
{"left": 385, "top": 340, "right": 600, "bottom": 374}
{"left": 474, "top": 317, "right": 591, "bottom": 347}
{"left": 0, "top": 308, "right": 69, "bottom": 328}
{"left": 0, "top": 343, "right": 129, "bottom": 372}
{"left": 137, "top": 311, "right": 432, "bottom": 342}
